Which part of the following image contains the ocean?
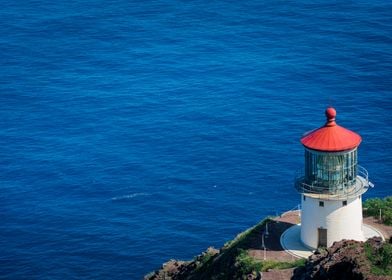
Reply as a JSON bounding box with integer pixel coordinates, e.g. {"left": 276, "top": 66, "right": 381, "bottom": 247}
{"left": 1, "top": 1, "right": 391, "bottom": 279}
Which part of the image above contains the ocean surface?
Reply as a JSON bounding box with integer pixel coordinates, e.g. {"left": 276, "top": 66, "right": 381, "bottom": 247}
{"left": 1, "top": 1, "right": 391, "bottom": 279}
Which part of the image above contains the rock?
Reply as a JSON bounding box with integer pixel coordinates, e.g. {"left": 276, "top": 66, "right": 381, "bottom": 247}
{"left": 292, "top": 237, "right": 392, "bottom": 280}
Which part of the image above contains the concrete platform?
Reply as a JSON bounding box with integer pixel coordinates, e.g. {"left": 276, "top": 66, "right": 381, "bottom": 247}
{"left": 280, "top": 223, "right": 385, "bottom": 259}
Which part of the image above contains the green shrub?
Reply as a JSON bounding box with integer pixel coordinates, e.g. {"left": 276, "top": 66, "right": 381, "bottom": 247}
{"left": 198, "top": 251, "right": 214, "bottom": 266}
{"left": 380, "top": 243, "right": 392, "bottom": 270}
{"left": 235, "top": 249, "right": 263, "bottom": 275}
{"left": 365, "top": 241, "right": 392, "bottom": 276}
{"left": 363, "top": 196, "right": 392, "bottom": 225}
{"left": 235, "top": 249, "right": 306, "bottom": 274}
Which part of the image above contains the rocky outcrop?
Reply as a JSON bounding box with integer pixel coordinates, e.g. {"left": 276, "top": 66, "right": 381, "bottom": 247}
{"left": 292, "top": 237, "right": 391, "bottom": 280}
{"left": 144, "top": 247, "right": 220, "bottom": 280}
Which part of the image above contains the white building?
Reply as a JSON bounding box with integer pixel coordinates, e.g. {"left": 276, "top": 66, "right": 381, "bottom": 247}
{"left": 295, "top": 107, "right": 372, "bottom": 249}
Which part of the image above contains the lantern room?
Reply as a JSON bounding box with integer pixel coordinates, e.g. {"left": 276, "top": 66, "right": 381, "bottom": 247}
{"left": 295, "top": 107, "right": 369, "bottom": 198}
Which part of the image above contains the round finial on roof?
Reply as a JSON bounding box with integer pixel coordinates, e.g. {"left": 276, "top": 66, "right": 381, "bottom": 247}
{"left": 325, "top": 107, "right": 336, "bottom": 120}
{"left": 325, "top": 107, "right": 337, "bottom": 127}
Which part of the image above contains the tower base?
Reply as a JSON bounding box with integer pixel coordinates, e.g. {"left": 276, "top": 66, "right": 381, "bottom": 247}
{"left": 300, "top": 194, "right": 365, "bottom": 249}
{"left": 281, "top": 222, "right": 384, "bottom": 258}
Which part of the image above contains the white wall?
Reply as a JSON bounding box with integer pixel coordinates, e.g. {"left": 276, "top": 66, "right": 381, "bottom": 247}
{"left": 300, "top": 195, "right": 365, "bottom": 249}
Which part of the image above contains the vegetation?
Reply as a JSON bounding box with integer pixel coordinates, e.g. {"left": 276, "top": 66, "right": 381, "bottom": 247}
{"left": 198, "top": 250, "right": 215, "bottom": 265}
{"left": 235, "top": 249, "right": 263, "bottom": 276}
{"left": 193, "top": 248, "right": 217, "bottom": 272}
{"left": 235, "top": 249, "right": 306, "bottom": 276}
{"left": 189, "top": 218, "right": 272, "bottom": 279}
{"left": 363, "top": 196, "right": 392, "bottom": 225}
{"left": 365, "top": 241, "right": 392, "bottom": 276}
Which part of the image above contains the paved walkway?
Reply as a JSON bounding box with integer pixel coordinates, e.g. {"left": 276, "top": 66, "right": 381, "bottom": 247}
{"left": 249, "top": 211, "right": 301, "bottom": 262}
{"left": 364, "top": 216, "right": 392, "bottom": 240}
{"left": 280, "top": 224, "right": 312, "bottom": 258}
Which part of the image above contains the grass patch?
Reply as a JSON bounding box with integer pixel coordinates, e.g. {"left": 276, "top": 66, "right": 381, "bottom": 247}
{"left": 365, "top": 241, "right": 392, "bottom": 276}
{"left": 235, "top": 249, "right": 306, "bottom": 274}
{"left": 263, "top": 258, "right": 306, "bottom": 271}
{"left": 235, "top": 249, "right": 263, "bottom": 275}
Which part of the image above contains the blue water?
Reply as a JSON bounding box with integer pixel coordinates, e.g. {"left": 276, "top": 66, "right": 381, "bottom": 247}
{"left": 1, "top": 1, "right": 391, "bottom": 279}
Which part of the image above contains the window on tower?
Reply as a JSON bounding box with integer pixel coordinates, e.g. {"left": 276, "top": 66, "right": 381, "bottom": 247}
{"left": 343, "top": 200, "right": 347, "bottom": 206}
{"left": 319, "top": 201, "right": 324, "bottom": 207}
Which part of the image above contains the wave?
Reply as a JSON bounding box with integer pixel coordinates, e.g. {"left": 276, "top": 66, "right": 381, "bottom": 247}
{"left": 111, "top": 192, "right": 151, "bottom": 201}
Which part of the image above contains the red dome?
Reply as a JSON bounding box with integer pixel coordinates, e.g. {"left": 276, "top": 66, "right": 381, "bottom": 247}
{"left": 301, "top": 107, "right": 361, "bottom": 152}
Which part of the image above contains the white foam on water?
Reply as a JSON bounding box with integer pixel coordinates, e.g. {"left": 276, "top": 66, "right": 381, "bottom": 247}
{"left": 111, "top": 192, "right": 150, "bottom": 201}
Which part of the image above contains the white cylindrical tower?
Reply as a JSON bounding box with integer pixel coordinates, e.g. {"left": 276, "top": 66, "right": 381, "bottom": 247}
{"left": 295, "top": 107, "right": 372, "bottom": 249}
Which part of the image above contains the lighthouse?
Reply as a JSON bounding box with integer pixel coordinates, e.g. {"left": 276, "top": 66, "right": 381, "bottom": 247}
{"left": 295, "top": 107, "right": 372, "bottom": 249}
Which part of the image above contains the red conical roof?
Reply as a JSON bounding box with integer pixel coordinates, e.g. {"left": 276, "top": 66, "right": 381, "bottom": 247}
{"left": 301, "top": 107, "right": 361, "bottom": 152}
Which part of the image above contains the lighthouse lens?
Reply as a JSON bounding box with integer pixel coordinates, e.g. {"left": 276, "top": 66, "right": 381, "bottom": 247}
{"left": 304, "top": 149, "right": 358, "bottom": 194}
